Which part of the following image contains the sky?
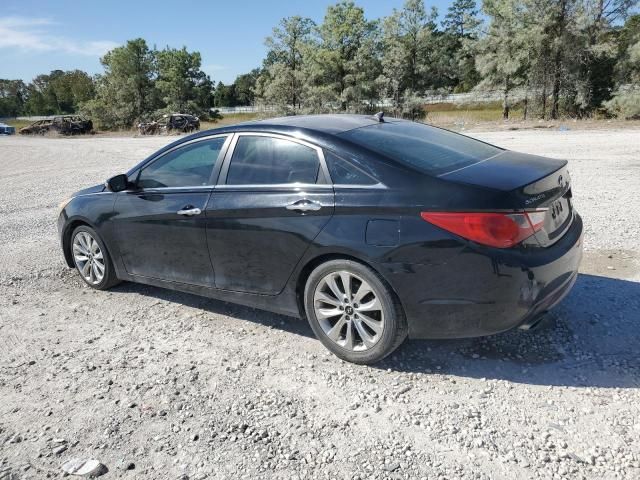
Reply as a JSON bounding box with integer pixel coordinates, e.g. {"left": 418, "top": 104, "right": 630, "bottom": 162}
{"left": 0, "top": 0, "right": 460, "bottom": 84}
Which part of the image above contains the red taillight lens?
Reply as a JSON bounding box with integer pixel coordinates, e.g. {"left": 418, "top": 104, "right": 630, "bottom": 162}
{"left": 420, "top": 211, "right": 545, "bottom": 248}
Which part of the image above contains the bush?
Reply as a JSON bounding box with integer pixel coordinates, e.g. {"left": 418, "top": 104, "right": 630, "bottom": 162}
{"left": 603, "top": 90, "right": 640, "bottom": 119}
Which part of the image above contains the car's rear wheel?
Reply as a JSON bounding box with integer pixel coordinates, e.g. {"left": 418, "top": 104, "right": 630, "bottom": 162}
{"left": 71, "top": 226, "right": 120, "bottom": 290}
{"left": 304, "top": 259, "right": 407, "bottom": 364}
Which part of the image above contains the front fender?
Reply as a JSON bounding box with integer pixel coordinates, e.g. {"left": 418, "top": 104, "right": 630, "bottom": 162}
{"left": 58, "top": 192, "right": 116, "bottom": 267}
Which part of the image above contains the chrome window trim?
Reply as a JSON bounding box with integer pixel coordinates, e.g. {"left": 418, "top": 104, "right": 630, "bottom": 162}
{"left": 332, "top": 183, "right": 387, "bottom": 189}
{"left": 125, "top": 185, "right": 214, "bottom": 194}
{"left": 218, "top": 132, "right": 331, "bottom": 187}
{"left": 215, "top": 183, "right": 333, "bottom": 191}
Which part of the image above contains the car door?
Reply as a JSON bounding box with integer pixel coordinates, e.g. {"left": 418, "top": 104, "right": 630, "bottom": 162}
{"left": 205, "top": 133, "right": 335, "bottom": 295}
{"left": 111, "top": 135, "right": 230, "bottom": 286}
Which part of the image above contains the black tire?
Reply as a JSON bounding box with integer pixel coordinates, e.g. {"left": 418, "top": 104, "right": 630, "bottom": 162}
{"left": 304, "top": 259, "right": 407, "bottom": 364}
{"left": 70, "top": 225, "right": 120, "bottom": 290}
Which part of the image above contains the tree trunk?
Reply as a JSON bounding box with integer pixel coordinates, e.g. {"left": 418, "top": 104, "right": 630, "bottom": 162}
{"left": 541, "top": 79, "right": 547, "bottom": 119}
{"left": 551, "top": 54, "right": 561, "bottom": 120}
{"left": 502, "top": 76, "right": 510, "bottom": 120}
{"left": 550, "top": 0, "right": 567, "bottom": 120}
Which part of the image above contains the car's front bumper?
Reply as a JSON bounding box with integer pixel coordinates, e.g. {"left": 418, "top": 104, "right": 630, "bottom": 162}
{"left": 379, "top": 213, "right": 584, "bottom": 339}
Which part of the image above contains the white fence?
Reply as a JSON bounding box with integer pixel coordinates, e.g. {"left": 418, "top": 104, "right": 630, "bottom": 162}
{"left": 211, "top": 90, "right": 536, "bottom": 115}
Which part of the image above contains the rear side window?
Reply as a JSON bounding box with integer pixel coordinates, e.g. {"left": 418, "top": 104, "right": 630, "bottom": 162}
{"left": 339, "top": 122, "right": 502, "bottom": 175}
{"left": 226, "top": 136, "right": 320, "bottom": 185}
{"left": 325, "top": 151, "right": 377, "bottom": 185}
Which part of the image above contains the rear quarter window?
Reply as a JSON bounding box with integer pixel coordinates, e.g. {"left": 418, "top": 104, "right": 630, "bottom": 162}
{"left": 338, "top": 122, "right": 502, "bottom": 175}
{"left": 325, "top": 151, "right": 377, "bottom": 185}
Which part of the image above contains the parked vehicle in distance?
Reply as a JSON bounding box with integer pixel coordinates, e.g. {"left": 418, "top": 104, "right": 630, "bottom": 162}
{"left": 138, "top": 113, "right": 200, "bottom": 135}
{"left": 0, "top": 123, "right": 16, "bottom": 135}
{"left": 58, "top": 114, "right": 583, "bottom": 364}
{"left": 19, "top": 116, "right": 93, "bottom": 135}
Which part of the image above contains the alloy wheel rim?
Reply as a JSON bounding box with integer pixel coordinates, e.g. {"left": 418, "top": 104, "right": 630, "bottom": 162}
{"left": 72, "top": 232, "right": 105, "bottom": 285}
{"left": 313, "top": 270, "right": 385, "bottom": 352}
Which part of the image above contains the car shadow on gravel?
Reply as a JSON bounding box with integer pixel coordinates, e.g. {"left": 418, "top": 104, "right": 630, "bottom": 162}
{"left": 111, "top": 282, "right": 316, "bottom": 339}
{"left": 112, "top": 274, "right": 638, "bottom": 389}
{"left": 377, "top": 274, "right": 640, "bottom": 389}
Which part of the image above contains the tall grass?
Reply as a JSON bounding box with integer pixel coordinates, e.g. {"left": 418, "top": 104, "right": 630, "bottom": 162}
{"left": 424, "top": 102, "right": 523, "bottom": 126}
{"left": 200, "top": 113, "right": 260, "bottom": 130}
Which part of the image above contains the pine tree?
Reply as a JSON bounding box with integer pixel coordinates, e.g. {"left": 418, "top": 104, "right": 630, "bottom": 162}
{"left": 304, "top": 1, "right": 379, "bottom": 112}
{"left": 378, "top": 0, "right": 437, "bottom": 116}
{"left": 260, "top": 16, "right": 315, "bottom": 111}
{"left": 476, "top": 0, "right": 531, "bottom": 119}
{"left": 442, "top": 0, "right": 482, "bottom": 92}
{"left": 443, "top": 0, "right": 481, "bottom": 38}
{"left": 83, "top": 39, "right": 157, "bottom": 128}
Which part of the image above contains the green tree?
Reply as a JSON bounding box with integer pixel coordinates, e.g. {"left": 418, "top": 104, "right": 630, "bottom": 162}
{"left": 234, "top": 68, "right": 261, "bottom": 105}
{"left": 213, "top": 81, "right": 237, "bottom": 107}
{"left": 156, "top": 46, "right": 213, "bottom": 114}
{"left": 24, "top": 71, "right": 65, "bottom": 115}
{"left": 441, "top": 0, "right": 482, "bottom": 91}
{"left": 21, "top": 70, "right": 94, "bottom": 115}
{"left": 258, "top": 16, "right": 315, "bottom": 112}
{"left": 443, "top": 0, "right": 481, "bottom": 37}
{"left": 605, "top": 14, "right": 640, "bottom": 118}
{"left": 573, "top": 0, "right": 637, "bottom": 116}
{"left": 49, "top": 70, "right": 95, "bottom": 112}
{"left": 378, "top": 12, "right": 406, "bottom": 114}
{"left": 398, "top": 0, "right": 438, "bottom": 92}
{"left": 476, "top": 0, "right": 532, "bottom": 119}
{"left": 304, "top": 1, "right": 380, "bottom": 111}
{"left": 83, "top": 39, "right": 157, "bottom": 128}
{"left": 0, "top": 79, "right": 27, "bottom": 117}
{"left": 378, "top": 0, "right": 438, "bottom": 116}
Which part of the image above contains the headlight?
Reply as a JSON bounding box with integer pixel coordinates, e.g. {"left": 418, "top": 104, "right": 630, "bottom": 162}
{"left": 58, "top": 197, "right": 73, "bottom": 212}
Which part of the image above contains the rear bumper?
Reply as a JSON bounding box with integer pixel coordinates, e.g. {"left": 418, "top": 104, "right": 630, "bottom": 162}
{"left": 380, "top": 213, "right": 583, "bottom": 339}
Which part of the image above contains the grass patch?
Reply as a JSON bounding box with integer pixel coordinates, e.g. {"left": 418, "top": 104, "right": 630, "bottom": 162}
{"left": 2, "top": 119, "right": 32, "bottom": 130}
{"left": 424, "top": 101, "right": 525, "bottom": 126}
{"left": 200, "top": 113, "right": 260, "bottom": 130}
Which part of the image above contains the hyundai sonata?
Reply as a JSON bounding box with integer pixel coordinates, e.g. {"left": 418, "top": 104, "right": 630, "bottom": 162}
{"left": 58, "top": 114, "right": 583, "bottom": 364}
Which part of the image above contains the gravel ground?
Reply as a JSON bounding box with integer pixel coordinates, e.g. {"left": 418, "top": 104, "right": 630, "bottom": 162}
{"left": 0, "top": 129, "right": 639, "bottom": 480}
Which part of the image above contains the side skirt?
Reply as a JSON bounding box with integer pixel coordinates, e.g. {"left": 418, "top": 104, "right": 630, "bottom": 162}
{"left": 117, "top": 272, "right": 302, "bottom": 319}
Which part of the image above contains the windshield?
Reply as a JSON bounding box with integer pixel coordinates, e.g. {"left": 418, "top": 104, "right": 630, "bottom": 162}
{"left": 338, "top": 121, "right": 503, "bottom": 175}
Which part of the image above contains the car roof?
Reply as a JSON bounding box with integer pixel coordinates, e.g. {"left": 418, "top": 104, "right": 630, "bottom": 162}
{"left": 239, "top": 114, "right": 404, "bottom": 134}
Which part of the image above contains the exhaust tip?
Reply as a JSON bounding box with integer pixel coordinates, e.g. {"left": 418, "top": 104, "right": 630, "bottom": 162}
{"left": 519, "top": 311, "right": 549, "bottom": 331}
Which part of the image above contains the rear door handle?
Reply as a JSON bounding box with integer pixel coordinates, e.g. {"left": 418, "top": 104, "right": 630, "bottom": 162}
{"left": 177, "top": 206, "right": 202, "bottom": 216}
{"left": 285, "top": 200, "right": 322, "bottom": 212}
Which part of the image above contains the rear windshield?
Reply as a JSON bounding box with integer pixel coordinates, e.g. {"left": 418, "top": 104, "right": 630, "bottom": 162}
{"left": 338, "top": 121, "right": 502, "bottom": 175}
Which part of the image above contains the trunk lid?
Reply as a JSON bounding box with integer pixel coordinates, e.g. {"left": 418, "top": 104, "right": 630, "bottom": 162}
{"left": 441, "top": 150, "right": 573, "bottom": 247}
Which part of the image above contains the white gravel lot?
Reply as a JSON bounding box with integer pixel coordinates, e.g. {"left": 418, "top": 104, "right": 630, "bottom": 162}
{"left": 0, "top": 129, "right": 639, "bottom": 480}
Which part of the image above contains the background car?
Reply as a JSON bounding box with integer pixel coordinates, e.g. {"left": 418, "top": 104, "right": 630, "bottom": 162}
{"left": 58, "top": 114, "right": 583, "bottom": 364}
{"left": 0, "top": 123, "right": 16, "bottom": 135}
{"left": 138, "top": 113, "right": 200, "bottom": 135}
{"left": 19, "top": 115, "right": 92, "bottom": 135}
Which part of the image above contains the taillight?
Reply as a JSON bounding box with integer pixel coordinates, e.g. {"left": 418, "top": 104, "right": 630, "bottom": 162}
{"left": 420, "top": 211, "right": 545, "bottom": 248}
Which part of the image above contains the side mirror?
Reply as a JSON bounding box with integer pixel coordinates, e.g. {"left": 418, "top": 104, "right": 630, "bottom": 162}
{"left": 105, "top": 174, "right": 130, "bottom": 192}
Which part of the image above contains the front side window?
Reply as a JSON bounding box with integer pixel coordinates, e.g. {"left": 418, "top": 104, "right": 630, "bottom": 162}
{"left": 226, "top": 136, "right": 320, "bottom": 185}
{"left": 138, "top": 136, "right": 227, "bottom": 188}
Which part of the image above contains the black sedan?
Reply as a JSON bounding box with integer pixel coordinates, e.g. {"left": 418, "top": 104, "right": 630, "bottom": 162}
{"left": 58, "top": 114, "right": 583, "bottom": 364}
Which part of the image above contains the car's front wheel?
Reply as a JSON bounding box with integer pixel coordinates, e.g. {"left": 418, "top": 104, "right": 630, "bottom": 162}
{"left": 304, "top": 259, "right": 407, "bottom": 364}
{"left": 71, "top": 226, "right": 120, "bottom": 290}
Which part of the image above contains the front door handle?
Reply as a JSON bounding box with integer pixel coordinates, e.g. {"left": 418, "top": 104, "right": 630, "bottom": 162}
{"left": 285, "top": 199, "right": 322, "bottom": 212}
{"left": 177, "top": 206, "right": 202, "bottom": 216}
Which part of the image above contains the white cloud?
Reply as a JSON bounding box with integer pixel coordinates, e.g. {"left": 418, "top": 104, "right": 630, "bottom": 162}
{"left": 0, "top": 16, "right": 118, "bottom": 56}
